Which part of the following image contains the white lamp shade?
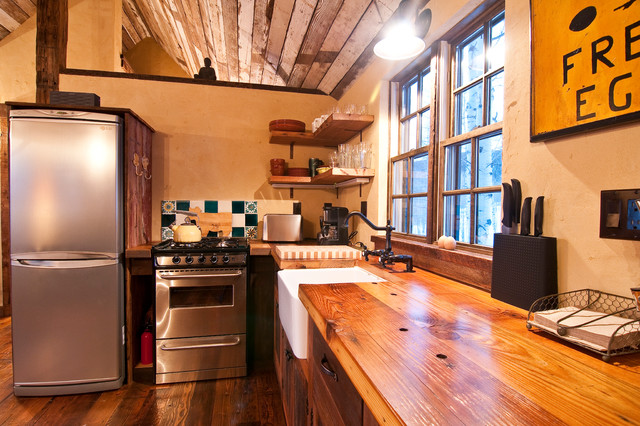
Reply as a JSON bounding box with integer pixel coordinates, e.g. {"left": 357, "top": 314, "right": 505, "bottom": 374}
{"left": 374, "top": 22, "right": 425, "bottom": 61}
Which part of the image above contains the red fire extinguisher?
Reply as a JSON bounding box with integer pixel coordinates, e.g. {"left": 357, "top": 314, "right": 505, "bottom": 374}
{"left": 141, "top": 323, "right": 153, "bottom": 365}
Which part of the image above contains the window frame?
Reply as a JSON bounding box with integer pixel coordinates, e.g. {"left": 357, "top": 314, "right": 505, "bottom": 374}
{"left": 440, "top": 8, "right": 505, "bottom": 249}
{"left": 387, "top": 3, "right": 505, "bottom": 252}
{"left": 389, "top": 54, "right": 438, "bottom": 242}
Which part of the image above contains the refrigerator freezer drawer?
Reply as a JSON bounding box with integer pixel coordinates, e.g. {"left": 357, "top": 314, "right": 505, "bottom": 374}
{"left": 11, "top": 261, "right": 124, "bottom": 395}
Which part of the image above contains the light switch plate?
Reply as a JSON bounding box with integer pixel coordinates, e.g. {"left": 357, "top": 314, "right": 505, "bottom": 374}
{"left": 600, "top": 189, "right": 640, "bottom": 241}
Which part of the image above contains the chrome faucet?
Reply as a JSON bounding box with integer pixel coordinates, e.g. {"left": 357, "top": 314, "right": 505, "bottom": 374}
{"left": 344, "top": 211, "right": 413, "bottom": 272}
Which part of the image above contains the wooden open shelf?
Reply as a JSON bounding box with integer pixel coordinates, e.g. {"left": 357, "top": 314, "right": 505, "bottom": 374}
{"left": 269, "top": 167, "right": 374, "bottom": 189}
{"left": 269, "top": 113, "right": 374, "bottom": 146}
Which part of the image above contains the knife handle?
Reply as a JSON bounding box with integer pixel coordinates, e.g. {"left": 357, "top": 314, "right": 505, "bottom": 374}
{"left": 534, "top": 196, "right": 544, "bottom": 237}
{"left": 520, "top": 197, "right": 532, "bottom": 235}
{"left": 502, "top": 183, "right": 513, "bottom": 227}
{"left": 511, "top": 179, "right": 522, "bottom": 224}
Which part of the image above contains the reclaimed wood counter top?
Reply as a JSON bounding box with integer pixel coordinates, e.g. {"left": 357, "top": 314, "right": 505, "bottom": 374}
{"left": 299, "top": 260, "right": 640, "bottom": 425}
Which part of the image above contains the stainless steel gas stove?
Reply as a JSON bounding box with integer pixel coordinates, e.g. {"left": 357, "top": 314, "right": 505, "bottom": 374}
{"left": 151, "top": 237, "right": 250, "bottom": 384}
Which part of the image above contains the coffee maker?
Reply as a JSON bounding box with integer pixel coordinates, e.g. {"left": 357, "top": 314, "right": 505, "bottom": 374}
{"left": 317, "top": 204, "right": 349, "bottom": 245}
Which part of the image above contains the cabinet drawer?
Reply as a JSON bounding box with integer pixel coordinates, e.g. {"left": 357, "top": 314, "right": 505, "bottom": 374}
{"left": 311, "top": 324, "right": 362, "bottom": 425}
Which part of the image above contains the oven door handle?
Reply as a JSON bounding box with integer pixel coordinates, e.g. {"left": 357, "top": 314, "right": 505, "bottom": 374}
{"left": 159, "top": 336, "right": 241, "bottom": 351}
{"left": 158, "top": 271, "right": 242, "bottom": 280}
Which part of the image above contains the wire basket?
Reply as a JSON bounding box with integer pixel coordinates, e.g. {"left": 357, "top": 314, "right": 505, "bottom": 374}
{"left": 526, "top": 289, "right": 640, "bottom": 361}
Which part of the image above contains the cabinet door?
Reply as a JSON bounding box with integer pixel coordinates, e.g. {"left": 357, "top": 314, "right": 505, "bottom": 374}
{"left": 274, "top": 285, "right": 283, "bottom": 386}
{"left": 248, "top": 256, "right": 276, "bottom": 370}
{"left": 282, "top": 326, "right": 309, "bottom": 426}
{"left": 124, "top": 113, "right": 152, "bottom": 248}
{"left": 311, "top": 324, "right": 363, "bottom": 426}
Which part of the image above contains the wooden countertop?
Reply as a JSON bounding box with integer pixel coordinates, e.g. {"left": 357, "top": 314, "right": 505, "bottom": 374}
{"left": 299, "top": 260, "right": 640, "bottom": 425}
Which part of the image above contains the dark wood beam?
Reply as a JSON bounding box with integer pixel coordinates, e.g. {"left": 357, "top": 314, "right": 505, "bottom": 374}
{"left": 35, "top": 0, "right": 68, "bottom": 103}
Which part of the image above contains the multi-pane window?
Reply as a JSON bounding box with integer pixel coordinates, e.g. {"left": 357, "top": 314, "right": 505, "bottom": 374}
{"left": 442, "top": 132, "right": 502, "bottom": 245}
{"left": 391, "top": 65, "right": 433, "bottom": 237}
{"left": 443, "top": 10, "right": 504, "bottom": 246}
{"left": 453, "top": 12, "right": 504, "bottom": 135}
{"left": 390, "top": 7, "right": 504, "bottom": 248}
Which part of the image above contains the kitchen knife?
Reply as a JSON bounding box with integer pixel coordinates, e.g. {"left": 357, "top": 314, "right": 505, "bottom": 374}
{"left": 511, "top": 179, "right": 522, "bottom": 225}
{"left": 534, "top": 196, "right": 544, "bottom": 237}
{"left": 520, "top": 197, "right": 532, "bottom": 236}
{"left": 501, "top": 182, "right": 514, "bottom": 233}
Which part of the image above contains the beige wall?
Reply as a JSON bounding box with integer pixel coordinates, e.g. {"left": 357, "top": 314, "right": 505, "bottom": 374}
{"left": 503, "top": 0, "right": 640, "bottom": 296}
{"left": 1, "top": 0, "right": 639, "bottom": 303}
{"left": 67, "top": 0, "right": 122, "bottom": 72}
{"left": 0, "top": 15, "right": 36, "bottom": 103}
{"left": 124, "top": 37, "right": 190, "bottom": 78}
{"left": 59, "top": 74, "right": 337, "bottom": 240}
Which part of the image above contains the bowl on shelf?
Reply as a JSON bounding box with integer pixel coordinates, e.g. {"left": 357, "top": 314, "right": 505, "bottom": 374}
{"left": 316, "top": 166, "right": 330, "bottom": 174}
{"left": 287, "top": 167, "right": 310, "bottom": 177}
{"left": 269, "top": 119, "right": 306, "bottom": 132}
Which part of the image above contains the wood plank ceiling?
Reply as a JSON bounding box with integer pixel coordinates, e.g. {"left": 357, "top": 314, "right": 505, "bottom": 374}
{"left": 0, "top": 0, "right": 421, "bottom": 98}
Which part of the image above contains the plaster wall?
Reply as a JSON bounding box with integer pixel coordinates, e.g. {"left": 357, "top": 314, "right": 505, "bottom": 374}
{"left": 0, "top": 15, "right": 36, "bottom": 103}
{"left": 124, "top": 37, "right": 190, "bottom": 78}
{"left": 502, "top": 0, "right": 640, "bottom": 296}
{"left": 67, "top": 0, "right": 122, "bottom": 72}
{"left": 59, "top": 74, "right": 337, "bottom": 241}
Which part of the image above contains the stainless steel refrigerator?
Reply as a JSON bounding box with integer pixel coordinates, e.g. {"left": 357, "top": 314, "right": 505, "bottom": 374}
{"left": 9, "top": 109, "right": 125, "bottom": 396}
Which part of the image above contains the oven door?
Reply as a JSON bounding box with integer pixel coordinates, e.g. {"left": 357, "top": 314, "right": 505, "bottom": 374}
{"left": 155, "top": 268, "right": 246, "bottom": 339}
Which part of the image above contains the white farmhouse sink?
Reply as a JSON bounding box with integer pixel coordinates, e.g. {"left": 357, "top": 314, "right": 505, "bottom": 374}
{"left": 277, "top": 266, "right": 385, "bottom": 359}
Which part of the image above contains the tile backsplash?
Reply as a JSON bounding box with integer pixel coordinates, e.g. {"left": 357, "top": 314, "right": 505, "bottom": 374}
{"left": 161, "top": 200, "right": 258, "bottom": 240}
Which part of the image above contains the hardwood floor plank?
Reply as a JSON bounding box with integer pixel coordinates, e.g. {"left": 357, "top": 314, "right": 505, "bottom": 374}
{"left": 0, "top": 318, "right": 285, "bottom": 425}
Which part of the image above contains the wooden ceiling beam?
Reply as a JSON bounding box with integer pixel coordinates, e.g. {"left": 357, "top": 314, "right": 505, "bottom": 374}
{"left": 249, "top": 0, "right": 269, "bottom": 84}
{"left": 287, "top": 0, "right": 343, "bottom": 88}
{"left": 275, "top": 0, "right": 317, "bottom": 84}
{"left": 35, "top": 0, "right": 67, "bottom": 103}
{"left": 206, "top": 0, "right": 230, "bottom": 81}
{"left": 261, "top": 0, "right": 294, "bottom": 86}
{"left": 221, "top": 0, "right": 240, "bottom": 82}
{"left": 237, "top": 0, "right": 254, "bottom": 82}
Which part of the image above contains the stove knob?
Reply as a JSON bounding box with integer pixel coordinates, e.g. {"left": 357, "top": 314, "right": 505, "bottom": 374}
{"left": 198, "top": 255, "right": 206, "bottom": 264}
{"left": 210, "top": 255, "right": 218, "bottom": 264}
{"left": 222, "top": 255, "right": 230, "bottom": 264}
{"left": 172, "top": 255, "right": 181, "bottom": 265}
{"left": 185, "top": 255, "right": 194, "bottom": 264}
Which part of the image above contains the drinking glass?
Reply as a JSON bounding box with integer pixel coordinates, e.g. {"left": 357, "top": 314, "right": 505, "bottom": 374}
{"left": 329, "top": 151, "right": 339, "bottom": 167}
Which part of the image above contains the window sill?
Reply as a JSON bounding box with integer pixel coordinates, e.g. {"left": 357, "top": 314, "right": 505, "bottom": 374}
{"left": 370, "top": 235, "right": 492, "bottom": 292}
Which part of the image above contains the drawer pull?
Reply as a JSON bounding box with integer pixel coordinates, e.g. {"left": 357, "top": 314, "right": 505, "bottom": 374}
{"left": 320, "top": 355, "right": 338, "bottom": 382}
{"left": 160, "top": 336, "right": 240, "bottom": 350}
{"left": 285, "top": 348, "right": 293, "bottom": 361}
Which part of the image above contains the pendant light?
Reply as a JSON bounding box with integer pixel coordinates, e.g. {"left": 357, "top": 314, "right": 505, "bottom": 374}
{"left": 373, "top": 1, "right": 432, "bottom": 61}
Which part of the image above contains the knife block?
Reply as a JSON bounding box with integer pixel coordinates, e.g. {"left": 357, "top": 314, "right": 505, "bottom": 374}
{"left": 491, "top": 234, "right": 557, "bottom": 310}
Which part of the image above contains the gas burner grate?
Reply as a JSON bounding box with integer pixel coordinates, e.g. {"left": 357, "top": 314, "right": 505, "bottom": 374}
{"left": 153, "top": 237, "right": 250, "bottom": 254}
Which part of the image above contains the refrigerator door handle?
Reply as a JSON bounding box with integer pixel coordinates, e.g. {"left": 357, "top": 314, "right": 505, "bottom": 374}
{"left": 12, "top": 258, "right": 119, "bottom": 269}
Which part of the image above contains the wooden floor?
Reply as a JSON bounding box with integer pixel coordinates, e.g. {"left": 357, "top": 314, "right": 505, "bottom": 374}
{"left": 0, "top": 316, "right": 286, "bottom": 425}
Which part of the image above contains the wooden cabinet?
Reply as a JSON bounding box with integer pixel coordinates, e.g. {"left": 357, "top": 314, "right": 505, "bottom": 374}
{"left": 309, "top": 324, "right": 364, "bottom": 426}
{"left": 274, "top": 303, "right": 309, "bottom": 426}
{"left": 124, "top": 113, "right": 153, "bottom": 249}
{"left": 248, "top": 255, "right": 276, "bottom": 370}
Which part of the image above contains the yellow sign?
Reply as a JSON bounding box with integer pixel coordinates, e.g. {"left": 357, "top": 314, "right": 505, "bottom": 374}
{"left": 531, "top": 0, "right": 640, "bottom": 140}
